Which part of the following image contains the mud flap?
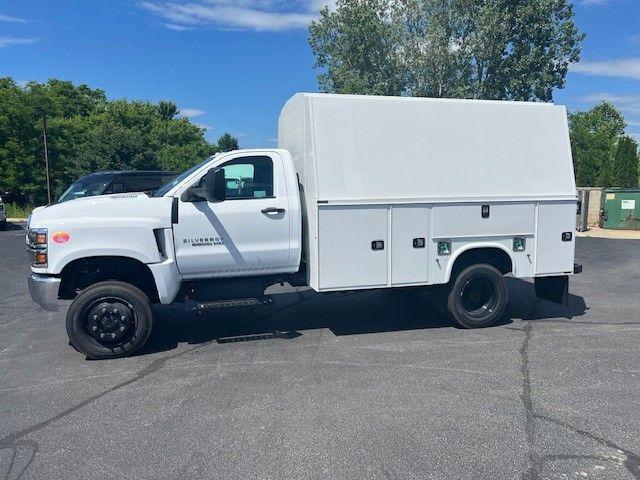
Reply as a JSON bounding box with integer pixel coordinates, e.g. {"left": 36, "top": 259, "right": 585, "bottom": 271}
{"left": 535, "top": 275, "right": 569, "bottom": 306}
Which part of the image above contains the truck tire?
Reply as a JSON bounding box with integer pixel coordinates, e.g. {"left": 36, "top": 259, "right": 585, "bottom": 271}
{"left": 66, "top": 281, "right": 153, "bottom": 359}
{"left": 445, "top": 264, "right": 507, "bottom": 329}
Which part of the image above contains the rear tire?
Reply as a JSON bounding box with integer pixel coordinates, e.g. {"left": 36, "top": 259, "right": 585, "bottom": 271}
{"left": 445, "top": 264, "right": 507, "bottom": 328}
{"left": 0, "top": 221, "right": 6, "bottom": 231}
{"left": 66, "top": 281, "right": 153, "bottom": 359}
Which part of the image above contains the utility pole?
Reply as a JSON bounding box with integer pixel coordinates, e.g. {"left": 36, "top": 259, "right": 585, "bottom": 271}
{"left": 38, "top": 108, "right": 52, "bottom": 204}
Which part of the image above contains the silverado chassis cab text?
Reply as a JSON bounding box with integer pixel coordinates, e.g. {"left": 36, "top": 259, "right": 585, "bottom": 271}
{"left": 27, "top": 94, "right": 581, "bottom": 359}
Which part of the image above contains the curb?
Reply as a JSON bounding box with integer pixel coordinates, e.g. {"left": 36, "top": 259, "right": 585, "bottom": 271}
{"left": 577, "top": 227, "right": 640, "bottom": 240}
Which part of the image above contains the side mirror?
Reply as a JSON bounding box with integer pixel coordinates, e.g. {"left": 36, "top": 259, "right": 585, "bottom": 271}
{"left": 202, "top": 168, "right": 226, "bottom": 202}
{"left": 181, "top": 168, "right": 226, "bottom": 202}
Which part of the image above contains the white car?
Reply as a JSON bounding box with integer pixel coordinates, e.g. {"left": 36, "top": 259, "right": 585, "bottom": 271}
{"left": 27, "top": 93, "right": 581, "bottom": 359}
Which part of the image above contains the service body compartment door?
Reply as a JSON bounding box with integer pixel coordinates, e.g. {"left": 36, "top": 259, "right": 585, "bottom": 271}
{"left": 391, "top": 206, "right": 429, "bottom": 285}
{"left": 535, "top": 201, "right": 576, "bottom": 275}
{"left": 318, "top": 206, "right": 388, "bottom": 290}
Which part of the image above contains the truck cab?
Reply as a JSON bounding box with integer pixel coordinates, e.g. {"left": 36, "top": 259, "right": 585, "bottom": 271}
{"left": 27, "top": 149, "right": 303, "bottom": 358}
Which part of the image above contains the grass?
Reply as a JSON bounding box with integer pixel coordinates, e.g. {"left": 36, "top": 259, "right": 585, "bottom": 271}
{"left": 4, "top": 203, "right": 34, "bottom": 219}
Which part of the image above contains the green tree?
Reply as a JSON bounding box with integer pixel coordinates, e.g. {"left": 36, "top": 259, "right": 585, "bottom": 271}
{"left": 309, "top": 0, "right": 405, "bottom": 95}
{"left": 158, "top": 101, "right": 178, "bottom": 121}
{"left": 309, "top": 0, "right": 584, "bottom": 101}
{"left": 217, "top": 133, "right": 239, "bottom": 152}
{"left": 569, "top": 101, "right": 626, "bottom": 187}
{"left": 612, "top": 136, "right": 639, "bottom": 188}
{"left": 0, "top": 78, "right": 218, "bottom": 206}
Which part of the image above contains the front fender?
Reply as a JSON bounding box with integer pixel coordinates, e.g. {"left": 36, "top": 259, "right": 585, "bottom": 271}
{"left": 45, "top": 223, "right": 163, "bottom": 274}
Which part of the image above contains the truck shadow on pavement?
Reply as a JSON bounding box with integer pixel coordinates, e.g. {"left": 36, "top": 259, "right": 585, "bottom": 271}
{"left": 139, "top": 277, "right": 587, "bottom": 356}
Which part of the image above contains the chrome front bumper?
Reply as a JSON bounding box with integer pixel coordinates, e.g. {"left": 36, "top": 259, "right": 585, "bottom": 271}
{"left": 28, "top": 273, "right": 61, "bottom": 311}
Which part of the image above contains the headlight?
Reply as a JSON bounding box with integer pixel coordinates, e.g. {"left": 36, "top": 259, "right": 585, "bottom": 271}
{"left": 27, "top": 228, "right": 48, "bottom": 267}
{"left": 27, "top": 228, "right": 47, "bottom": 247}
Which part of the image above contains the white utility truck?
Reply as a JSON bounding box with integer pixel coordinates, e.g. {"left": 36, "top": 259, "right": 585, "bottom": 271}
{"left": 27, "top": 93, "right": 581, "bottom": 359}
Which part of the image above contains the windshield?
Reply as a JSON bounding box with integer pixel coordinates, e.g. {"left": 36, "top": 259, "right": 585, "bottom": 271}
{"left": 153, "top": 156, "right": 213, "bottom": 197}
{"left": 58, "top": 174, "right": 115, "bottom": 203}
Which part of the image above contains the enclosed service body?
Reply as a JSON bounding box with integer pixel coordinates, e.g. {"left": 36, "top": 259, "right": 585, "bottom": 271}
{"left": 27, "top": 93, "right": 580, "bottom": 358}
{"left": 279, "top": 94, "right": 578, "bottom": 291}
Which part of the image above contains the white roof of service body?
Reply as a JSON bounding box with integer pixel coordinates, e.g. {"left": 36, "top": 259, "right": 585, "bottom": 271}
{"left": 279, "top": 93, "right": 577, "bottom": 203}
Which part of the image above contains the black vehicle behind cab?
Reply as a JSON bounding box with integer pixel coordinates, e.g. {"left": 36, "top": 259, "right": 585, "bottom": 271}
{"left": 58, "top": 171, "right": 178, "bottom": 203}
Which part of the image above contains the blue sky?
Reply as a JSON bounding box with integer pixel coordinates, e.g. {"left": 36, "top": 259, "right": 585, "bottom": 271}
{"left": 1, "top": 0, "right": 639, "bottom": 148}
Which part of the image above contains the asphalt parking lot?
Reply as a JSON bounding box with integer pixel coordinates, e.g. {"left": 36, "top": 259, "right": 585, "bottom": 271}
{"left": 1, "top": 223, "right": 639, "bottom": 480}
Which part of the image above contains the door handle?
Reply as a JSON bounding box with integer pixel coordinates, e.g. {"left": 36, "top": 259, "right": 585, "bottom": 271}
{"left": 261, "top": 207, "right": 285, "bottom": 214}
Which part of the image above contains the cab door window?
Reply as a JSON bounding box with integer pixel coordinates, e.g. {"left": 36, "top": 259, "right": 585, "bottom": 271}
{"left": 220, "top": 156, "right": 273, "bottom": 200}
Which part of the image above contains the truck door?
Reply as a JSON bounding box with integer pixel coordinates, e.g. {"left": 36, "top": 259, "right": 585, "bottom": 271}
{"left": 173, "top": 152, "right": 292, "bottom": 278}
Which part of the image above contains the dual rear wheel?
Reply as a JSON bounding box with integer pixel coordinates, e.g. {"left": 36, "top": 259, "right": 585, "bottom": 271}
{"left": 438, "top": 263, "right": 508, "bottom": 328}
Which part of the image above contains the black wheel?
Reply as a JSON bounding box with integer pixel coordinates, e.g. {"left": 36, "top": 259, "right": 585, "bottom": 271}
{"left": 0, "top": 221, "right": 6, "bottom": 231}
{"left": 446, "top": 264, "right": 507, "bottom": 328}
{"left": 66, "top": 281, "right": 153, "bottom": 359}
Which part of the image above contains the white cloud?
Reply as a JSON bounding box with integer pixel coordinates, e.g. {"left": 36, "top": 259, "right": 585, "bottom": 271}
{"left": 196, "top": 124, "right": 214, "bottom": 130}
{"left": 0, "top": 37, "right": 39, "bottom": 49}
{"left": 582, "top": 93, "right": 640, "bottom": 115}
{"left": 0, "top": 13, "right": 26, "bottom": 23}
{"left": 164, "top": 23, "right": 195, "bottom": 31}
{"left": 138, "top": 0, "right": 333, "bottom": 32}
{"left": 179, "top": 108, "right": 206, "bottom": 117}
{"left": 572, "top": 58, "right": 640, "bottom": 80}
{"left": 579, "top": 0, "right": 621, "bottom": 5}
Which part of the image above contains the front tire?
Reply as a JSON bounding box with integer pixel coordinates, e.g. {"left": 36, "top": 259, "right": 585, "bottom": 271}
{"left": 66, "top": 281, "right": 153, "bottom": 359}
{"left": 445, "top": 264, "right": 508, "bottom": 328}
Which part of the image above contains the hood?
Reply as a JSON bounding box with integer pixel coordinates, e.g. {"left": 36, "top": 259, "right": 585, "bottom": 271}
{"left": 28, "top": 192, "right": 174, "bottom": 230}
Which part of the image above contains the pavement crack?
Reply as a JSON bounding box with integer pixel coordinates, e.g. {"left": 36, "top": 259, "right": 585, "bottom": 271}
{"left": 0, "top": 340, "right": 214, "bottom": 476}
{"left": 518, "top": 299, "right": 640, "bottom": 480}
{"left": 2, "top": 440, "right": 38, "bottom": 480}
{"left": 0, "top": 293, "right": 312, "bottom": 477}
{"left": 534, "top": 413, "right": 640, "bottom": 479}
{"left": 520, "top": 317, "right": 541, "bottom": 480}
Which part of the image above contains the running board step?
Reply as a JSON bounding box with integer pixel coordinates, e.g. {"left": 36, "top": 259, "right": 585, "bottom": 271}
{"left": 192, "top": 296, "right": 274, "bottom": 311}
